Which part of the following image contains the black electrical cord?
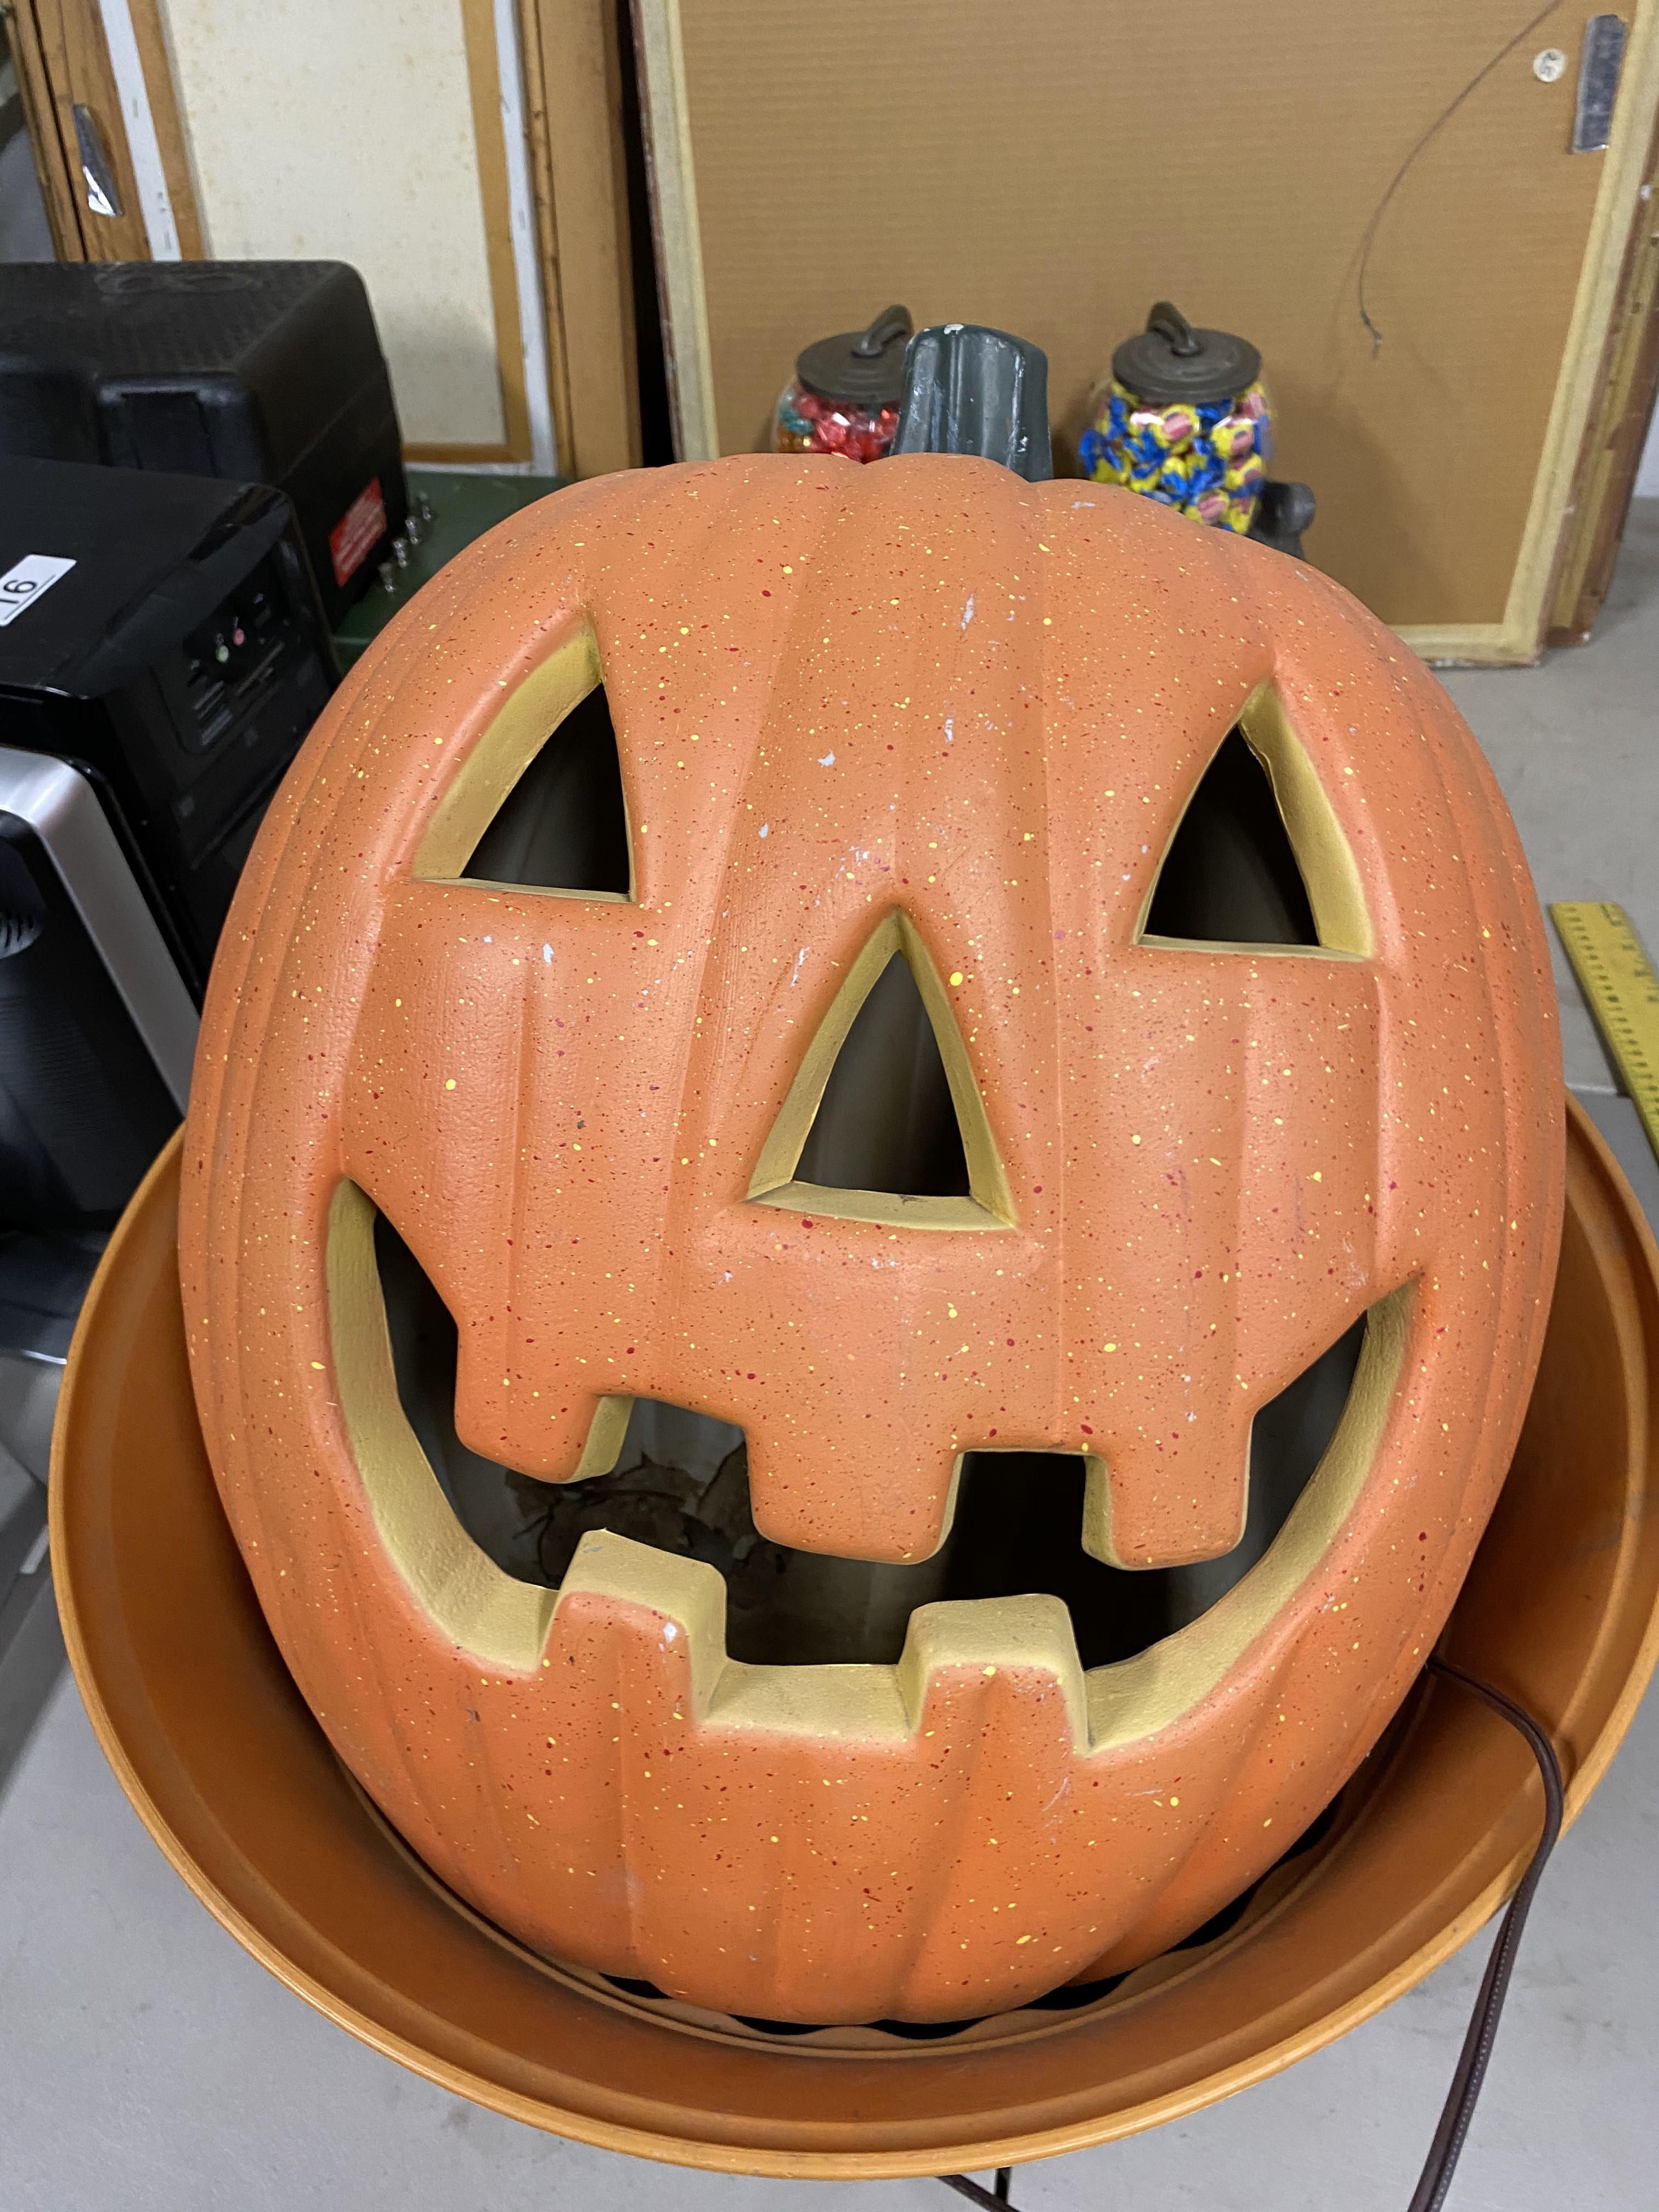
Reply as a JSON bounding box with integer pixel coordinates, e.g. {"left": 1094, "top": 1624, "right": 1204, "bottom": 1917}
{"left": 939, "top": 2172, "right": 1011, "bottom": 2208}
{"left": 1403, "top": 1659, "right": 1565, "bottom": 2212}
{"left": 936, "top": 1658, "right": 1566, "bottom": 2212}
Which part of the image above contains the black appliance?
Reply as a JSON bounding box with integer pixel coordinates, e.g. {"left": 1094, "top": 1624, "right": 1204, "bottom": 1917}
{"left": 0, "top": 741, "right": 199, "bottom": 1762}
{"left": 0, "top": 744, "right": 194, "bottom": 1262}
{"left": 0, "top": 455, "right": 335, "bottom": 997}
{"left": 0, "top": 259, "right": 408, "bottom": 624}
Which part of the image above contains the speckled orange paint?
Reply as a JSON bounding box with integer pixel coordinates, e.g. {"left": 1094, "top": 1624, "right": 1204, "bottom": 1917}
{"left": 180, "top": 455, "right": 1563, "bottom": 2022}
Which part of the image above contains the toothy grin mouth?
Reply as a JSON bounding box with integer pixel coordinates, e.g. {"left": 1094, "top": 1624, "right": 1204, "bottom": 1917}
{"left": 368, "top": 1204, "right": 1379, "bottom": 1676}
{"left": 316, "top": 714, "right": 1408, "bottom": 1693}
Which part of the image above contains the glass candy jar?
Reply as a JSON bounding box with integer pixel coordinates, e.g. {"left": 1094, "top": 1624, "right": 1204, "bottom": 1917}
{"left": 772, "top": 304, "right": 913, "bottom": 464}
{"left": 1080, "top": 302, "right": 1273, "bottom": 533}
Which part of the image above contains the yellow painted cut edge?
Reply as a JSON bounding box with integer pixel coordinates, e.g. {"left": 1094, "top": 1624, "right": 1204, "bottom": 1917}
{"left": 328, "top": 1182, "right": 558, "bottom": 1668}
{"left": 1133, "top": 680, "right": 1372, "bottom": 956}
{"left": 325, "top": 1155, "right": 1414, "bottom": 1768}
{"left": 1085, "top": 1285, "right": 1410, "bottom": 1743}
{"left": 410, "top": 624, "right": 631, "bottom": 893}
{"left": 745, "top": 909, "right": 1015, "bottom": 1229}
{"left": 631, "top": 0, "right": 719, "bottom": 460}
{"left": 1238, "top": 685, "right": 1372, "bottom": 955}
{"left": 748, "top": 1183, "right": 1001, "bottom": 1231}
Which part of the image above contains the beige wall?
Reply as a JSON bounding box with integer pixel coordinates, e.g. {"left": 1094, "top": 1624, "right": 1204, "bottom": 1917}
{"left": 159, "top": 0, "right": 506, "bottom": 447}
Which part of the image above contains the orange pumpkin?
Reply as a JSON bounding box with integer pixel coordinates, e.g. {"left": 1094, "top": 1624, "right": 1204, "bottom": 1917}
{"left": 180, "top": 454, "right": 1563, "bottom": 2025}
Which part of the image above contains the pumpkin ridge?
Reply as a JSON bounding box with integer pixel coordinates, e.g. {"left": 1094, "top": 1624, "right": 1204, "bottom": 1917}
{"left": 630, "top": 460, "right": 865, "bottom": 1451}
{"left": 1383, "top": 642, "right": 1564, "bottom": 1654}
{"left": 188, "top": 517, "right": 548, "bottom": 1667}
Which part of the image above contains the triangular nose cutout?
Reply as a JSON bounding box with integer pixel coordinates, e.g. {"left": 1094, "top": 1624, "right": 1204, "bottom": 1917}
{"left": 747, "top": 913, "right": 1014, "bottom": 1231}
{"left": 795, "top": 952, "right": 970, "bottom": 1198}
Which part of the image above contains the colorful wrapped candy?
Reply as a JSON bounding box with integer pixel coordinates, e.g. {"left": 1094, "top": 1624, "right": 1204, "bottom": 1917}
{"left": 1209, "top": 410, "right": 1258, "bottom": 465}
{"left": 774, "top": 383, "right": 899, "bottom": 465}
{"left": 1081, "top": 303, "right": 1274, "bottom": 534}
{"left": 772, "top": 304, "right": 912, "bottom": 466}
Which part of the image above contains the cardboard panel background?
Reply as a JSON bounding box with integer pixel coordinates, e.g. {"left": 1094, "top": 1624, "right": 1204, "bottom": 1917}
{"left": 642, "top": 0, "right": 1659, "bottom": 659}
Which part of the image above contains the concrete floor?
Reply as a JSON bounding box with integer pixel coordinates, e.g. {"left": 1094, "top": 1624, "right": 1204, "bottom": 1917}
{"left": 1438, "top": 496, "right": 1659, "bottom": 1099}
{"left": 5, "top": 515, "right": 1659, "bottom": 2211}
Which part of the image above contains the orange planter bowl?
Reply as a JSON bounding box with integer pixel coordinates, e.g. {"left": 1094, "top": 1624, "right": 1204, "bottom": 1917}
{"left": 50, "top": 1094, "right": 1659, "bottom": 2179}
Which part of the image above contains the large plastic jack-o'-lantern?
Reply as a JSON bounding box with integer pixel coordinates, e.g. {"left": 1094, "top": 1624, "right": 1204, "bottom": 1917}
{"left": 180, "top": 445, "right": 1562, "bottom": 2027}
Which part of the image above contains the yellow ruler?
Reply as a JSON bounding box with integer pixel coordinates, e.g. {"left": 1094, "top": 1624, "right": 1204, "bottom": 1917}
{"left": 1551, "top": 901, "right": 1659, "bottom": 1161}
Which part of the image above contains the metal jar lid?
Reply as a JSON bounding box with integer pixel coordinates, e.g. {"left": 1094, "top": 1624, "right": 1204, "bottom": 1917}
{"left": 794, "top": 304, "right": 915, "bottom": 407}
{"left": 1111, "top": 302, "right": 1261, "bottom": 407}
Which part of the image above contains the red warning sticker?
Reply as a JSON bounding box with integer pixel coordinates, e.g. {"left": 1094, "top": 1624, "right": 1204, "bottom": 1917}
{"left": 329, "top": 478, "right": 387, "bottom": 587}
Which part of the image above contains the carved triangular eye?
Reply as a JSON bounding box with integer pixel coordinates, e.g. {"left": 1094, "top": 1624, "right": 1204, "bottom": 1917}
{"left": 462, "top": 683, "right": 630, "bottom": 894}
{"left": 413, "top": 628, "right": 633, "bottom": 898}
{"left": 1141, "top": 685, "right": 1370, "bottom": 956}
{"left": 748, "top": 912, "right": 1013, "bottom": 1230}
{"left": 1144, "top": 725, "right": 1317, "bottom": 946}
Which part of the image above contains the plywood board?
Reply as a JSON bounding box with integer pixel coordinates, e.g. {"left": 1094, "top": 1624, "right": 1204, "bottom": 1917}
{"left": 521, "top": 0, "right": 642, "bottom": 477}
{"left": 1547, "top": 98, "right": 1659, "bottom": 645}
{"left": 639, "top": 1, "right": 1659, "bottom": 661}
{"left": 158, "top": 0, "right": 512, "bottom": 450}
{"left": 11, "top": 0, "right": 154, "bottom": 261}
{"left": 125, "top": 0, "right": 204, "bottom": 256}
